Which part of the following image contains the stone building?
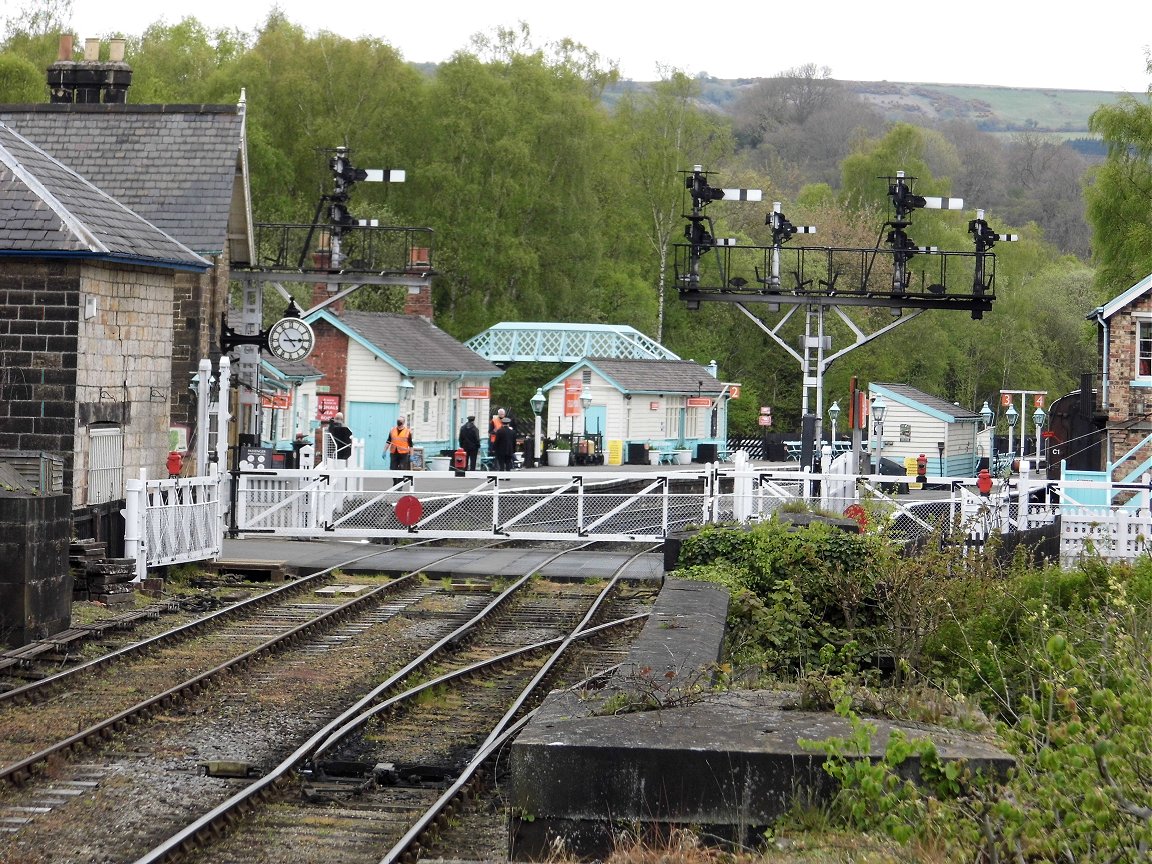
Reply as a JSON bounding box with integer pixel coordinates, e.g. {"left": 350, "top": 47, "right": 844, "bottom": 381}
{"left": 1090, "top": 271, "right": 1152, "bottom": 478}
{"left": 0, "top": 123, "right": 208, "bottom": 508}
{"left": 1, "top": 36, "right": 254, "bottom": 438}
{"left": 0, "top": 38, "right": 253, "bottom": 522}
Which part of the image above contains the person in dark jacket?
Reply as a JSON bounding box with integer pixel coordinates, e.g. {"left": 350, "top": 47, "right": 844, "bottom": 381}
{"left": 494, "top": 418, "right": 517, "bottom": 471}
{"left": 459, "top": 415, "right": 481, "bottom": 470}
{"left": 329, "top": 412, "right": 353, "bottom": 463}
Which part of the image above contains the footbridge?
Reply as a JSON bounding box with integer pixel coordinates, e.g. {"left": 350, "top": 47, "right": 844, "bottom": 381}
{"left": 463, "top": 322, "right": 678, "bottom": 363}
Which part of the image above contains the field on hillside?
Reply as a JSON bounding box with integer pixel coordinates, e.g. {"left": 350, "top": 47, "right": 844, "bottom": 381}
{"left": 850, "top": 81, "right": 1130, "bottom": 132}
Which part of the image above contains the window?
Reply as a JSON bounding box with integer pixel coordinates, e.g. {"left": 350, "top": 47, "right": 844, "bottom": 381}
{"left": 88, "top": 425, "right": 124, "bottom": 504}
{"left": 1140, "top": 320, "right": 1152, "bottom": 378}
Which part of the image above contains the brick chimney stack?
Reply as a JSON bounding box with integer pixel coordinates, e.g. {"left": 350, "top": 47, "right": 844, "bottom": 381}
{"left": 403, "top": 283, "right": 434, "bottom": 321}
{"left": 46, "top": 37, "right": 132, "bottom": 104}
{"left": 308, "top": 237, "right": 343, "bottom": 315}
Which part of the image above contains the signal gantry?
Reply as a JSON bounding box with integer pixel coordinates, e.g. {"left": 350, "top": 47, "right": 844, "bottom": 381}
{"left": 675, "top": 167, "right": 1013, "bottom": 321}
{"left": 672, "top": 165, "right": 1018, "bottom": 467}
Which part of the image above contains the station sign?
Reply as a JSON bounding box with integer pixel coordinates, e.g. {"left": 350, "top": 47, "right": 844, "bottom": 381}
{"left": 459, "top": 386, "right": 490, "bottom": 399}
{"left": 687, "top": 397, "right": 712, "bottom": 408}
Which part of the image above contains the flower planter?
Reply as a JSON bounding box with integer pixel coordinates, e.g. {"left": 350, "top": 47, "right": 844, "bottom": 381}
{"left": 546, "top": 449, "right": 571, "bottom": 467}
{"left": 427, "top": 456, "right": 451, "bottom": 471}
{"left": 673, "top": 449, "right": 692, "bottom": 465}
{"left": 648, "top": 450, "right": 661, "bottom": 466}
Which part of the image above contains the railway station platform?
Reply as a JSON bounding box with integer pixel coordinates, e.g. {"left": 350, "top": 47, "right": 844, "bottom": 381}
{"left": 508, "top": 577, "right": 1014, "bottom": 857}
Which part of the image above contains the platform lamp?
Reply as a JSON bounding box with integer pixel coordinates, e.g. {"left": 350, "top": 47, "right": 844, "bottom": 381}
{"left": 979, "top": 400, "right": 994, "bottom": 469}
{"left": 871, "top": 395, "right": 887, "bottom": 474}
{"left": 530, "top": 387, "right": 545, "bottom": 466}
{"left": 1005, "top": 402, "right": 1019, "bottom": 471}
{"left": 397, "top": 376, "right": 415, "bottom": 408}
{"left": 580, "top": 393, "right": 592, "bottom": 435}
{"left": 1033, "top": 405, "right": 1047, "bottom": 463}
{"left": 828, "top": 400, "right": 840, "bottom": 450}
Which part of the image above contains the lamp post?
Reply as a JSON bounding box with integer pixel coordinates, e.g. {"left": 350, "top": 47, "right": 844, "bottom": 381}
{"left": 1033, "top": 406, "right": 1046, "bottom": 464}
{"left": 979, "top": 400, "right": 994, "bottom": 470}
{"left": 1005, "top": 402, "right": 1019, "bottom": 471}
{"left": 828, "top": 400, "right": 840, "bottom": 451}
{"left": 871, "top": 395, "right": 887, "bottom": 475}
{"left": 530, "top": 387, "right": 545, "bottom": 466}
{"left": 397, "top": 376, "right": 415, "bottom": 408}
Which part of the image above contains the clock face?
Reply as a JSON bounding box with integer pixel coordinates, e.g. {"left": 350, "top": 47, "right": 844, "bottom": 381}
{"left": 266, "top": 317, "right": 315, "bottom": 362}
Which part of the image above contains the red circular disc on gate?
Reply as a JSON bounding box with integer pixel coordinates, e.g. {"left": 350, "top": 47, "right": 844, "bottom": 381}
{"left": 843, "top": 503, "right": 868, "bottom": 529}
{"left": 395, "top": 495, "right": 423, "bottom": 527}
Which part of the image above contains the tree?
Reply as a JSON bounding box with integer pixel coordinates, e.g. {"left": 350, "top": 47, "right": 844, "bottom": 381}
{"left": 398, "top": 27, "right": 620, "bottom": 338}
{"left": 126, "top": 19, "right": 249, "bottom": 105}
{"left": 1086, "top": 86, "right": 1152, "bottom": 293}
{"left": 0, "top": 51, "right": 45, "bottom": 101}
{"left": 613, "top": 69, "right": 733, "bottom": 343}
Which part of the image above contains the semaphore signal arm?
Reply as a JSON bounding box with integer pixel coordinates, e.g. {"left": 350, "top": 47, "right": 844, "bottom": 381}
{"left": 674, "top": 167, "right": 1015, "bottom": 322}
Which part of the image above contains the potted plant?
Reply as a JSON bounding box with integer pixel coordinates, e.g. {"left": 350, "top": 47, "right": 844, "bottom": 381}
{"left": 546, "top": 437, "right": 573, "bottom": 467}
{"left": 672, "top": 440, "right": 692, "bottom": 464}
{"left": 647, "top": 441, "right": 661, "bottom": 465}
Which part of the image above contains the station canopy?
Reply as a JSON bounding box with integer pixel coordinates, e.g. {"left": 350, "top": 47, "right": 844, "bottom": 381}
{"left": 464, "top": 322, "right": 678, "bottom": 364}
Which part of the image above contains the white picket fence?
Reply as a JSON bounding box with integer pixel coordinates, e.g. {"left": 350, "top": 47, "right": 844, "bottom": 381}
{"left": 122, "top": 451, "right": 1152, "bottom": 577}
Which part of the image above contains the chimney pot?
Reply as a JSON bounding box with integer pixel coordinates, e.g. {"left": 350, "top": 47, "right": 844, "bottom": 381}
{"left": 108, "top": 39, "right": 125, "bottom": 63}
{"left": 84, "top": 38, "right": 100, "bottom": 61}
{"left": 57, "top": 35, "right": 73, "bottom": 61}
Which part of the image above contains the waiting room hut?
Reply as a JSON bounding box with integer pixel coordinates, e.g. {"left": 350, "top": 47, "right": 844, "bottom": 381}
{"left": 540, "top": 358, "right": 739, "bottom": 466}
{"left": 868, "top": 382, "right": 981, "bottom": 477}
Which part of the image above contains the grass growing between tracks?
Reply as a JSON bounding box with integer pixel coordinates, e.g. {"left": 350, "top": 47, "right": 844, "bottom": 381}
{"left": 661, "top": 516, "right": 1152, "bottom": 862}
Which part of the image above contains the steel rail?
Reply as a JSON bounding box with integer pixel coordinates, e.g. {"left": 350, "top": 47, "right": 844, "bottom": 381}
{"left": 0, "top": 539, "right": 515, "bottom": 788}
{"left": 379, "top": 545, "right": 660, "bottom": 864}
{"left": 0, "top": 539, "right": 443, "bottom": 706}
{"left": 130, "top": 540, "right": 653, "bottom": 864}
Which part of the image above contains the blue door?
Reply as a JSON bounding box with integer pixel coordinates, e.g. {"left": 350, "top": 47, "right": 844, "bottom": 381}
{"left": 584, "top": 406, "right": 606, "bottom": 438}
{"left": 350, "top": 401, "right": 397, "bottom": 469}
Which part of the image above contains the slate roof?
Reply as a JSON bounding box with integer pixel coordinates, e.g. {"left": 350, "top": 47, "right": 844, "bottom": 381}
{"left": 0, "top": 103, "right": 246, "bottom": 257}
{"left": 870, "top": 382, "right": 981, "bottom": 421}
{"left": 0, "top": 123, "right": 208, "bottom": 269}
{"left": 322, "top": 310, "right": 502, "bottom": 376}
{"left": 579, "top": 358, "right": 717, "bottom": 394}
{"left": 264, "top": 356, "right": 323, "bottom": 379}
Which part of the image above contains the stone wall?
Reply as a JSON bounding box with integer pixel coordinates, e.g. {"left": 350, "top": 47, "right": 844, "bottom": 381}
{"left": 73, "top": 264, "right": 176, "bottom": 507}
{"left": 169, "top": 256, "right": 228, "bottom": 430}
{"left": 0, "top": 492, "right": 72, "bottom": 647}
{"left": 0, "top": 260, "right": 81, "bottom": 489}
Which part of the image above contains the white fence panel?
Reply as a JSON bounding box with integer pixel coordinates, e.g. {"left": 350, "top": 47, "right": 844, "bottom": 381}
{"left": 125, "top": 472, "right": 224, "bottom": 581}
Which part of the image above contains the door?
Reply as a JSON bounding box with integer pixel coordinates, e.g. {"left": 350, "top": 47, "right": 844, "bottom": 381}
{"left": 584, "top": 406, "right": 606, "bottom": 438}
{"left": 350, "top": 401, "right": 397, "bottom": 470}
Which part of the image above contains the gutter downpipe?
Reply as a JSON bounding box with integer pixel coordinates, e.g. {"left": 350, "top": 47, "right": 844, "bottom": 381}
{"left": 1095, "top": 309, "right": 1111, "bottom": 472}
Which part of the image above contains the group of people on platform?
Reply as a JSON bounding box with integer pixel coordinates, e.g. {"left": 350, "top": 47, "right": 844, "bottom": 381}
{"left": 457, "top": 408, "right": 518, "bottom": 471}
{"left": 319, "top": 407, "right": 521, "bottom": 472}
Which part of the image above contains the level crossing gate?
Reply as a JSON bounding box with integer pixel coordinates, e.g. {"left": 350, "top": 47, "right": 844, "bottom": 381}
{"left": 231, "top": 467, "right": 728, "bottom": 542}
{"left": 125, "top": 453, "right": 1152, "bottom": 576}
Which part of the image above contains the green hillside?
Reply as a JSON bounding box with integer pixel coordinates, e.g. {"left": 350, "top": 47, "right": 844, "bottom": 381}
{"left": 846, "top": 81, "right": 1129, "bottom": 132}
{"left": 607, "top": 77, "right": 1133, "bottom": 137}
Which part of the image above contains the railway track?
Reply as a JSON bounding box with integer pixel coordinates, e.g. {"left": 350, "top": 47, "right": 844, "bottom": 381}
{"left": 0, "top": 540, "right": 457, "bottom": 703}
{"left": 0, "top": 541, "right": 661, "bottom": 864}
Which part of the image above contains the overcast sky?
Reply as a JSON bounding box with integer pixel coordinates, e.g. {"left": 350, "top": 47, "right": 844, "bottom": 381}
{"left": 66, "top": 0, "right": 1152, "bottom": 94}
